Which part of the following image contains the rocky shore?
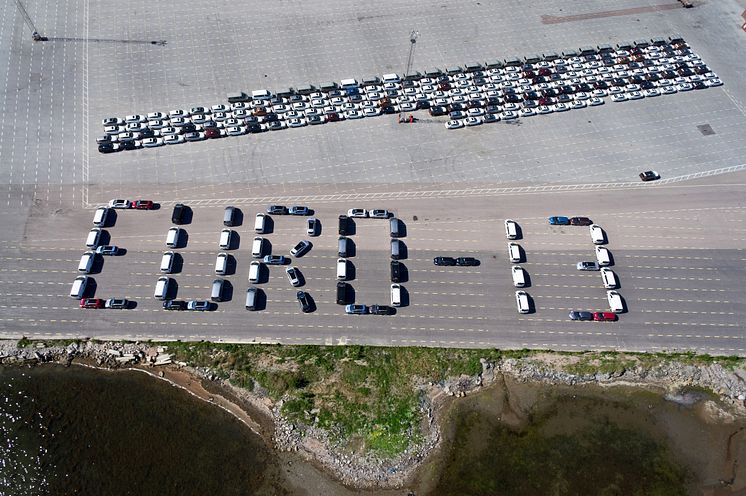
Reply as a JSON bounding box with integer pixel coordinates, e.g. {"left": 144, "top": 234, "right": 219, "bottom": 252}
{"left": 2, "top": 339, "right": 746, "bottom": 490}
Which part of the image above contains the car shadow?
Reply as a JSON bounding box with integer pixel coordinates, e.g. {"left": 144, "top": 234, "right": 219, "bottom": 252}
{"left": 293, "top": 269, "right": 306, "bottom": 288}
{"left": 251, "top": 288, "right": 267, "bottom": 311}
{"left": 514, "top": 224, "right": 524, "bottom": 240}
{"left": 264, "top": 238, "right": 273, "bottom": 256}
{"left": 152, "top": 203, "right": 162, "bottom": 211}
{"left": 399, "top": 285, "right": 410, "bottom": 307}
{"left": 345, "top": 261, "right": 356, "bottom": 281}
{"left": 126, "top": 300, "right": 138, "bottom": 309}
{"left": 172, "top": 252, "right": 184, "bottom": 274}
{"left": 99, "top": 230, "right": 112, "bottom": 246}
{"left": 220, "top": 280, "right": 233, "bottom": 302}
{"left": 177, "top": 230, "right": 189, "bottom": 249}
{"left": 396, "top": 263, "right": 409, "bottom": 283}
{"left": 263, "top": 215, "right": 275, "bottom": 234}
{"left": 394, "top": 219, "right": 407, "bottom": 238}
{"left": 177, "top": 206, "right": 193, "bottom": 225}
{"left": 392, "top": 240, "right": 408, "bottom": 260}
{"left": 228, "top": 231, "right": 240, "bottom": 250}
{"left": 83, "top": 278, "right": 97, "bottom": 298}
{"left": 346, "top": 284, "right": 355, "bottom": 304}
{"left": 115, "top": 247, "right": 127, "bottom": 256}
{"left": 90, "top": 254, "right": 104, "bottom": 274}
{"left": 345, "top": 218, "right": 357, "bottom": 236}
{"left": 227, "top": 208, "right": 243, "bottom": 227}
{"left": 166, "top": 279, "right": 178, "bottom": 300}
{"left": 224, "top": 254, "right": 236, "bottom": 275}
{"left": 106, "top": 210, "right": 118, "bottom": 228}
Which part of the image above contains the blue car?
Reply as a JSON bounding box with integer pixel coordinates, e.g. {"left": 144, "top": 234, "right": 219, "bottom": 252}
{"left": 548, "top": 216, "right": 570, "bottom": 225}
{"left": 289, "top": 205, "right": 311, "bottom": 216}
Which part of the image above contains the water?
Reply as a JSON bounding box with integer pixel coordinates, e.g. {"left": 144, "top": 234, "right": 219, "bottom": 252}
{"left": 419, "top": 377, "right": 746, "bottom": 496}
{"left": 2, "top": 366, "right": 744, "bottom": 496}
{"left": 0, "top": 365, "right": 288, "bottom": 496}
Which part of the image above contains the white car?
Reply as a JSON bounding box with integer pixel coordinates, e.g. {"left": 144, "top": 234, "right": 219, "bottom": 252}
{"left": 285, "top": 266, "right": 302, "bottom": 287}
{"left": 125, "top": 121, "right": 146, "bottom": 132}
{"left": 445, "top": 120, "right": 464, "bottom": 129}
{"left": 163, "top": 134, "right": 185, "bottom": 145}
{"left": 149, "top": 119, "right": 168, "bottom": 129}
{"left": 661, "top": 86, "right": 677, "bottom": 95}
{"left": 108, "top": 199, "right": 130, "bottom": 209}
{"left": 125, "top": 114, "right": 146, "bottom": 123}
{"left": 369, "top": 209, "right": 389, "bottom": 219}
{"left": 160, "top": 126, "right": 178, "bottom": 136}
{"left": 226, "top": 126, "right": 246, "bottom": 136}
{"left": 347, "top": 208, "right": 368, "bottom": 218}
{"left": 117, "top": 131, "right": 141, "bottom": 142}
{"left": 588, "top": 97, "right": 604, "bottom": 106}
{"left": 399, "top": 102, "right": 416, "bottom": 112}
{"left": 501, "top": 110, "right": 518, "bottom": 120}
{"left": 611, "top": 93, "right": 628, "bottom": 102}
{"left": 104, "top": 125, "right": 123, "bottom": 135}
{"left": 677, "top": 82, "right": 693, "bottom": 92}
{"left": 363, "top": 107, "right": 381, "bottom": 117}
{"left": 570, "top": 100, "right": 586, "bottom": 110}
{"left": 554, "top": 103, "right": 570, "bottom": 112}
{"left": 287, "top": 118, "right": 307, "bottom": 128}
{"left": 102, "top": 117, "right": 123, "bottom": 127}
{"left": 147, "top": 111, "right": 165, "bottom": 121}
{"left": 464, "top": 116, "right": 482, "bottom": 126}
{"left": 142, "top": 137, "right": 164, "bottom": 148}
{"left": 536, "top": 105, "right": 553, "bottom": 114}
{"left": 706, "top": 78, "right": 723, "bottom": 87}
{"left": 190, "top": 106, "right": 209, "bottom": 115}
{"left": 169, "top": 109, "right": 188, "bottom": 119}
{"left": 190, "top": 114, "right": 208, "bottom": 124}
{"left": 628, "top": 91, "right": 644, "bottom": 100}
{"left": 345, "top": 110, "right": 364, "bottom": 119}
{"left": 211, "top": 104, "right": 228, "bottom": 113}
{"left": 644, "top": 88, "right": 660, "bottom": 97}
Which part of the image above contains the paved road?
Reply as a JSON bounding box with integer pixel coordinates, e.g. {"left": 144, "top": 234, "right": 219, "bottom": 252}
{"left": 1, "top": 0, "right": 745, "bottom": 353}
{"left": 1, "top": 177, "right": 744, "bottom": 353}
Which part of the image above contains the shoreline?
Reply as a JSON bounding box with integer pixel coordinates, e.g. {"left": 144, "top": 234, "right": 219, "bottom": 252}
{"left": 3, "top": 340, "right": 746, "bottom": 491}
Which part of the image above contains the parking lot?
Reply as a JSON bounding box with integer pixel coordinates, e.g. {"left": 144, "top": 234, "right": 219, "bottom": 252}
{"left": 1, "top": 0, "right": 745, "bottom": 352}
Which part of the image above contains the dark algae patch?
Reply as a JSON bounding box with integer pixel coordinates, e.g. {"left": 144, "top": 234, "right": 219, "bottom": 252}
{"left": 421, "top": 376, "right": 746, "bottom": 496}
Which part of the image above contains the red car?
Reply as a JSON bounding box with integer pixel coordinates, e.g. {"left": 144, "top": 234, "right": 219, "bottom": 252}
{"left": 204, "top": 127, "right": 220, "bottom": 139}
{"left": 569, "top": 216, "right": 593, "bottom": 226}
{"left": 593, "top": 312, "right": 617, "bottom": 322}
{"left": 133, "top": 200, "right": 154, "bottom": 210}
{"left": 80, "top": 298, "right": 105, "bottom": 309}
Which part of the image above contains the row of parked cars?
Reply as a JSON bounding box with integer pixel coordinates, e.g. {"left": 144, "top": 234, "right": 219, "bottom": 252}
{"left": 509, "top": 217, "right": 625, "bottom": 316}
{"left": 97, "top": 36, "right": 716, "bottom": 150}
{"left": 73, "top": 200, "right": 162, "bottom": 308}
{"left": 339, "top": 209, "right": 402, "bottom": 314}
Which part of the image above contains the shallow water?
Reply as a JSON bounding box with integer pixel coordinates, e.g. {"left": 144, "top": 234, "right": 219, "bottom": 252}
{"left": 419, "top": 376, "right": 746, "bottom": 496}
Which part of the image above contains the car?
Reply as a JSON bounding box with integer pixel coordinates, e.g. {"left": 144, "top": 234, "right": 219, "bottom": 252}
{"left": 98, "top": 143, "right": 121, "bottom": 153}
{"left": 95, "top": 245, "right": 119, "bottom": 256}
{"left": 268, "top": 121, "right": 287, "bottom": 131}
{"left": 226, "top": 126, "right": 246, "bottom": 136}
{"left": 142, "top": 137, "right": 164, "bottom": 148}
{"left": 162, "top": 300, "right": 187, "bottom": 311}
{"left": 456, "top": 257, "right": 480, "bottom": 266}
{"left": 370, "top": 209, "right": 390, "bottom": 219}
{"left": 285, "top": 266, "right": 302, "bottom": 287}
{"left": 548, "top": 216, "right": 570, "bottom": 225}
{"left": 163, "top": 134, "right": 185, "bottom": 145}
{"left": 204, "top": 127, "right": 221, "bottom": 139}
{"left": 102, "top": 117, "right": 123, "bottom": 127}
{"left": 639, "top": 170, "right": 660, "bottom": 181}
{"left": 132, "top": 199, "right": 154, "bottom": 210}
{"left": 296, "top": 291, "right": 313, "bottom": 313}
{"left": 290, "top": 240, "right": 312, "bottom": 257}
{"left": 345, "top": 304, "right": 368, "bottom": 315}
{"left": 370, "top": 305, "right": 392, "bottom": 315}
{"left": 433, "top": 256, "right": 457, "bottom": 266}
{"left": 289, "top": 205, "right": 310, "bottom": 215}
{"left": 445, "top": 120, "right": 464, "bottom": 129}
{"left": 577, "top": 261, "right": 600, "bottom": 271}
{"left": 347, "top": 208, "right": 368, "bottom": 218}
{"left": 120, "top": 140, "right": 140, "bottom": 151}
{"left": 593, "top": 311, "right": 617, "bottom": 322}
{"left": 104, "top": 298, "right": 128, "bottom": 309}
{"left": 80, "top": 298, "right": 105, "bottom": 309}
{"left": 125, "top": 114, "right": 146, "bottom": 123}
{"left": 187, "top": 300, "right": 211, "bottom": 311}
{"left": 108, "top": 199, "right": 130, "bottom": 209}
{"left": 267, "top": 205, "right": 288, "bottom": 215}
{"left": 568, "top": 311, "right": 594, "bottom": 321}
{"left": 569, "top": 216, "right": 593, "bottom": 226}
{"left": 96, "top": 135, "right": 112, "bottom": 144}
{"left": 306, "top": 218, "right": 319, "bottom": 236}
{"left": 184, "top": 131, "right": 205, "bottom": 142}
{"left": 263, "top": 255, "right": 288, "bottom": 265}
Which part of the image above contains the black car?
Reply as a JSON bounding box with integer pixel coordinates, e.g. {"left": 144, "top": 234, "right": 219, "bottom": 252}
{"left": 415, "top": 100, "right": 431, "bottom": 110}
{"left": 266, "top": 205, "right": 287, "bottom": 215}
{"left": 523, "top": 100, "right": 539, "bottom": 109}
{"left": 433, "top": 256, "right": 457, "bottom": 266}
{"left": 504, "top": 94, "right": 522, "bottom": 103}
{"left": 382, "top": 106, "right": 397, "bottom": 115}
{"left": 172, "top": 203, "right": 188, "bottom": 224}
{"left": 569, "top": 216, "right": 593, "bottom": 226}
{"left": 557, "top": 94, "right": 572, "bottom": 103}
{"left": 336, "top": 282, "right": 349, "bottom": 305}
{"left": 338, "top": 215, "right": 350, "bottom": 235}
{"left": 448, "top": 103, "right": 467, "bottom": 112}
{"left": 121, "top": 140, "right": 139, "bottom": 151}
{"left": 485, "top": 105, "right": 502, "bottom": 114}
{"left": 456, "top": 257, "right": 480, "bottom": 267}
{"left": 296, "top": 291, "right": 313, "bottom": 313}
{"left": 639, "top": 170, "right": 660, "bottom": 182}
{"left": 98, "top": 143, "right": 118, "bottom": 154}
{"left": 163, "top": 300, "right": 187, "bottom": 311}
{"left": 429, "top": 106, "right": 448, "bottom": 117}
{"left": 247, "top": 123, "right": 263, "bottom": 133}
{"left": 267, "top": 121, "right": 284, "bottom": 131}
{"left": 693, "top": 81, "right": 707, "bottom": 90}
{"left": 370, "top": 305, "right": 392, "bottom": 315}
{"left": 390, "top": 260, "right": 402, "bottom": 282}
{"left": 640, "top": 81, "right": 655, "bottom": 90}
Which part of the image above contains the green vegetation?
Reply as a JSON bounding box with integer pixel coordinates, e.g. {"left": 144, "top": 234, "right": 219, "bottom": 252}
{"left": 562, "top": 351, "right": 746, "bottom": 376}
{"left": 162, "top": 343, "right": 537, "bottom": 456}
